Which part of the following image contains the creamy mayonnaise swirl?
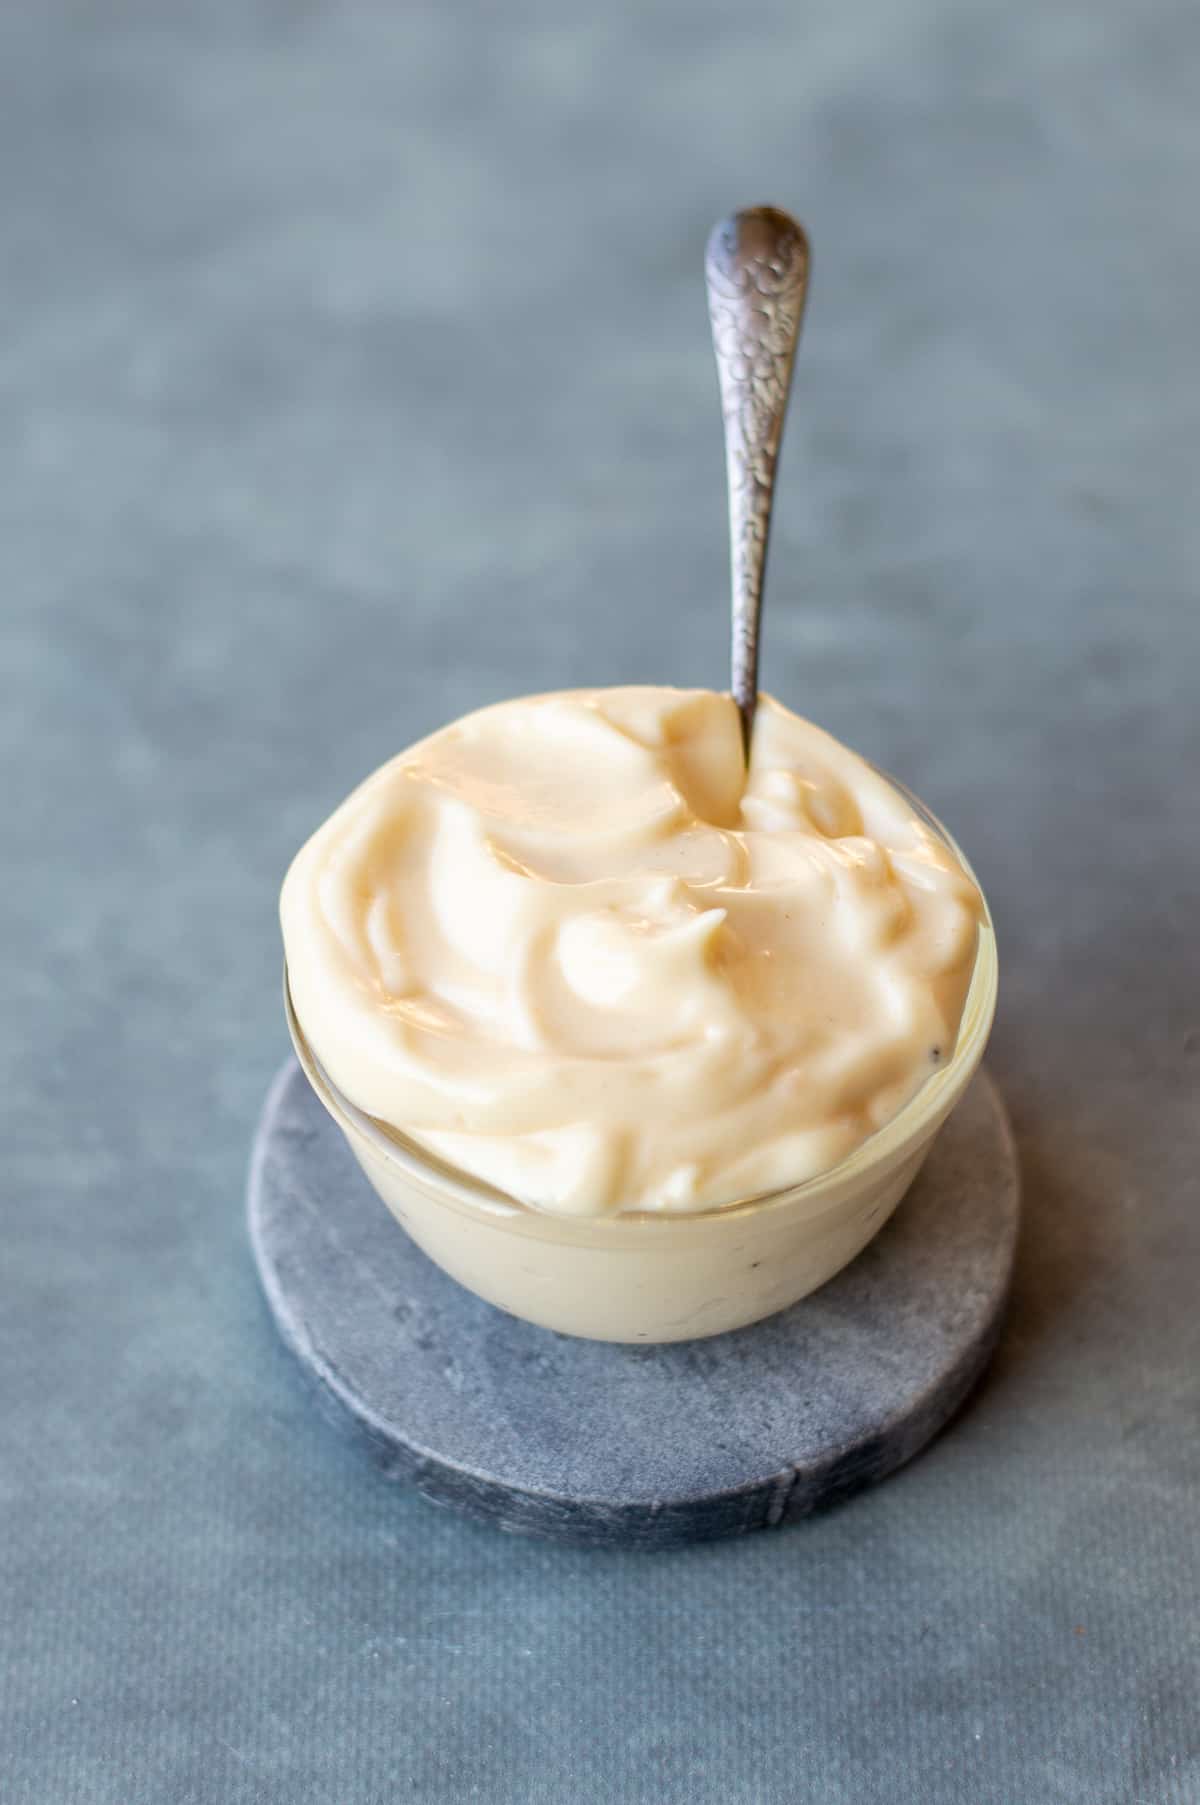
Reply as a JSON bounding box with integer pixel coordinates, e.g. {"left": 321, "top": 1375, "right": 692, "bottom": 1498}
{"left": 281, "top": 688, "right": 983, "bottom": 1215}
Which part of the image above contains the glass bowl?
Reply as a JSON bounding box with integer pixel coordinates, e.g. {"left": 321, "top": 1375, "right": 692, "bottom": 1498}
{"left": 282, "top": 788, "right": 997, "bottom": 1343}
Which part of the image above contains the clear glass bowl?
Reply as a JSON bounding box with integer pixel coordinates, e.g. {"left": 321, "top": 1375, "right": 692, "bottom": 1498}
{"left": 283, "top": 787, "right": 997, "bottom": 1343}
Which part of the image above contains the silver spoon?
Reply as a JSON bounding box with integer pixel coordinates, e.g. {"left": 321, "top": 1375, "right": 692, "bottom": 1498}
{"left": 706, "top": 206, "right": 810, "bottom": 757}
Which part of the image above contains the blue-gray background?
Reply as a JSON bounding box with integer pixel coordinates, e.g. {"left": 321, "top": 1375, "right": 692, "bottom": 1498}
{"left": 3, "top": 3, "right": 1198, "bottom": 1801}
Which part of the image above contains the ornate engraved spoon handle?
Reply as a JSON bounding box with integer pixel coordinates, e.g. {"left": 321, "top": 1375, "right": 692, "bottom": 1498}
{"left": 705, "top": 206, "right": 810, "bottom": 755}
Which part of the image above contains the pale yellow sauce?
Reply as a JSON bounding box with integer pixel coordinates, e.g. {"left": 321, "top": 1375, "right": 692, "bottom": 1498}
{"left": 281, "top": 688, "right": 982, "bottom": 1215}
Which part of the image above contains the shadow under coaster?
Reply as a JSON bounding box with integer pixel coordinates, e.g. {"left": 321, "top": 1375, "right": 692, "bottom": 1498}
{"left": 248, "top": 1060, "right": 1019, "bottom": 1549}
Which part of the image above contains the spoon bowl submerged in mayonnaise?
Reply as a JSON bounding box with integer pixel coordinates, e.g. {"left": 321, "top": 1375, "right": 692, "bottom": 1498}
{"left": 281, "top": 687, "right": 996, "bottom": 1339}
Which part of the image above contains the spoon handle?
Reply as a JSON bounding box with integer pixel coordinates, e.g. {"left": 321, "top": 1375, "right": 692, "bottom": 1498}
{"left": 705, "top": 207, "right": 810, "bottom": 754}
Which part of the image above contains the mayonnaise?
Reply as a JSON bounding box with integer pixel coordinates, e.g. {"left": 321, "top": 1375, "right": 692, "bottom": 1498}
{"left": 281, "top": 688, "right": 982, "bottom": 1217}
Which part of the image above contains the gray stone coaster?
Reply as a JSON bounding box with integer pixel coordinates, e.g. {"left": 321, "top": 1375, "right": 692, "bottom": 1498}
{"left": 248, "top": 1060, "right": 1019, "bottom": 1548}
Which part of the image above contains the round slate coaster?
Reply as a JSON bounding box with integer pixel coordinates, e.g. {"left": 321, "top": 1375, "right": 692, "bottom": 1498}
{"left": 248, "top": 1060, "right": 1019, "bottom": 1549}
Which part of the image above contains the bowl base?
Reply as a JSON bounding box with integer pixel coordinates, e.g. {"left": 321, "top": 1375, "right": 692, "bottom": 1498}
{"left": 247, "top": 1059, "right": 1019, "bottom": 1549}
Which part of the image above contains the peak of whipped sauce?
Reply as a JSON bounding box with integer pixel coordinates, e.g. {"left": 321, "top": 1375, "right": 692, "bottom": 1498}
{"left": 281, "top": 688, "right": 983, "bottom": 1215}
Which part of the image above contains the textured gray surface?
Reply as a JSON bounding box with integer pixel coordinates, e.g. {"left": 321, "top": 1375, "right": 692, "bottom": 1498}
{"left": 249, "top": 1062, "right": 1018, "bottom": 1546}
{"left": 1, "top": 0, "right": 1198, "bottom": 1800}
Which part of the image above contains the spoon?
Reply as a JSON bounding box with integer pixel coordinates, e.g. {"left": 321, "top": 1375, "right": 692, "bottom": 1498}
{"left": 705, "top": 206, "right": 810, "bottom": 757}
